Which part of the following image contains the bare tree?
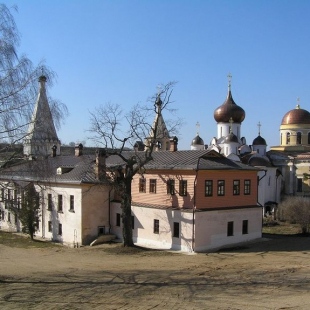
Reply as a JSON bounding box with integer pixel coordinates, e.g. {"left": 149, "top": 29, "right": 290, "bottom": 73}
{"left": 0, "top": 4, "right": 67, "bottom": 149}
{"left": 89, "top": 82, "right": 181, "bottom": 246}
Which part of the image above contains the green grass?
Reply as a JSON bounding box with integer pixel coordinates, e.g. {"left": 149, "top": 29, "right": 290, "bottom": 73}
{"left": 0, "top": 231, "right": 59, "bottom": 248}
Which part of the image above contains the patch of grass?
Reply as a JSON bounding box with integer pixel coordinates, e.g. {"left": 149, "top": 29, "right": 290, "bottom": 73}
{"left": 0, "top": 231, "right": 59, "bottom": 248}
{"left": 262, "top": 221, "right": 301, "bottom": 235}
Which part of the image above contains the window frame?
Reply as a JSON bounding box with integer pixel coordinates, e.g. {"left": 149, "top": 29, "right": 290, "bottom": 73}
{"left": 139, "top": 178, "right": 146, "bottom": 193}
{"left": 242, "top": 220, "right": 248, "bottom": 235}
{"left": 58, "top": 194, "right": 63, "bottom": 212}
{"left": 217, "top": 180, "right": 225, "bottom": 196}
{"left": 173, "top": 222, "right": 180, "bottom": 238}
{"left": 205, "top": 180, "right": 213, "bottom": 197}
{"left": 233, "top": 180, "right": 240, "bottom": 195}
{"left": 167, "top": 179, "right": 175, "bottom": 195}
{"left": 179, "top": 180, "right": 187, "bottom": 196}
{"left": 244, "top": 180, "right": 251, "bottom": 195}
{"left": 154, "top": 219, "right": 159, "bottom": 234}
{"left": 227, "top": 221, "right": 234, "bottom": 236}
{"left": 149, "top": 179, "right": 157, "bottom": 194}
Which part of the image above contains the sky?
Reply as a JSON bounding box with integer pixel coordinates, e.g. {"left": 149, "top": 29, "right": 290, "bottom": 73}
{"left": 2, "top": 0, "right": 310, "bottom": 150}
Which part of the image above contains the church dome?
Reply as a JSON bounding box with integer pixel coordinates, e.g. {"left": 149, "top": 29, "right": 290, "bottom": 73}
{"left": 252, "top": 135, "right": 267, "bottom": 146}
{"left": 248, "top": 156, "right": 271, "bottom": 167}
{"left": 281, "top": 105, "right": 310, "bottom": 125}
{"left": 214, "top": 89, "right": 245, "bottom": 123}
{"left": 191, "top": 134, "right": 204, "bottom": 146}
{"left": 224, "top": 132, "right": 239, "bottom": 143}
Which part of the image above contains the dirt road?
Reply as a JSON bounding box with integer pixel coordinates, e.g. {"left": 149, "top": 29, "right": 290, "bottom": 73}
{"left": 1, "top": 234, "right": 310, "bottom": 309}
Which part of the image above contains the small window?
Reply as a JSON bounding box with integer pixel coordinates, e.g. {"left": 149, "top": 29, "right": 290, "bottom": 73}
{"left": 286, "top": 132, "right": 290, "bottom": 145}
{"left": 15, "top": 213, "right": 18, "bottom": 224}
{"left": 98, "top": 226, "right": 105, "bottom": 235}
{"left": 179, "top": 180, "right": 187, "bottom": 196}
{"left": 8, "top": 212, "right": 11, "bottom": 223}
{"left": 167, "top": 179, "right": 175, "bottom": 195}
{"left": 14, "top": 190, "right": 17, "bottom": 202}
{"left": 47, "top": 194, "right": 52, "bottom": 210}
{"left": 0, "top": 188, "right": 4, "bottom": 202}
{"left": 149, "top": 179, "right": 157, "bottom": 193}
{"left": 154, "top": 219, "right": 159, "bottom": 234}
{"left": 58, "top": 223, "right": 62, "bottom": 236}
{"left": 217, "top": 180, "right": 225, "bottom": 196}
{"left": 173, "top": 222, "right": 180, "bottom": 238}
{"left": 1, "top": 211, "right": 4, "bottom": 220}
{"left": 48, "top": 221, "right": 52, "bottom": 232}
{"left": 131, "top": 215, "right": 134, "bottom": 230}
{"left": 297, "top": 132, "right": 302, "bottom": 145}
{"left": 7, "top": 189, "right": 11, "bottom": 201}
{"left": 227, "top": 221, "right": 234, "bottom": 236}
{"left": 233, "top": 180, "right": 240, "bottom": 195}
{"left": 205, "top": 180, "right": 213, "bottom": 197}
{"left": 139, "top": 178, "right": 146, "bottom": 193}
{"left": 69, "top": 195, "right": 74, "bottom": 211}
{"left": 58, "top": 195, "right": 63, "bottom": 212}
{"left": 244, "top": 180, "right": 251, "bottom": 195}
{"left": 242, "top": 220, "right": 248, "bottom": 235}
{"left": 116, "top": 213, "right": 121, "bottom": 227}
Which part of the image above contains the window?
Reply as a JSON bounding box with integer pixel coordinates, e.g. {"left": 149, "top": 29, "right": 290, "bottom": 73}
{"left": 242, "top": 220, "right": 248, "bottom": 235}
{"left": 139, "top": 178, "right": 146, "bottom": 193}
{"left": 7, "top": 189, "right": 11, "bottom": 201}
{"left": 47, "top": 194, "right": 52, "bottom": 210}
{"left": 179, "top": 180, "right": 187, "bottom": 196}
{"left": 233, "top": 180, "right": 240, "bottom": 195}
{"left": 173, "top": 222, "right": 180, "bottom": 238}
{"left": 98, "top": 226, "right": 105, "bottom": 235}
{"left": 69, "top": 195, "right": 74, "bottom": 211}
{"left": 297, "top": 178, "right": 302, "bottom": 192}
{"left": 48, "top": 221, "right": 52, "bottom": 232}
{"left": 131, "top": 215, "right": 135, "bottom": 230}
{"left": 227, "top": 221, "right": 234, "bottom": 236}
{"left": 205, "top": 180, "right": 213, "bottom": 197}
{"left": 14, "top": 190, "right": 17, "bottom": 203}
{"left": 280, "top": 133, "right": 282, "bottom": 145}
{"left": 308, "top": 132, "right": 310, "bottom": 144}
{"left": 244, "top": 180, "right": 251, "bottom": 195}
{"left": 154, "top": 219, "right": 159, "bottom": 234}
{"left": 217, "top": 180, "right": 225, "bottom": 196}
{"left": 15, "top": 213, "right": 18, "bottom": 224}
{"left": 58, "top": 195, "right": 63, "bottom": 212}
{"left": 8, "top": 212, "right": 11, "bottom": 223}
{"left": 0, "top": 188, "right": 4, "bottom": 201}
{"left": 116, "top": 213, "right": 121, "bottom": 227}
{"left": 297, "top": 132, "right": 302, "bottom": 144}
{"left": 167, "top": 179, "right": 175, "bottom": 195}
{"left": 58, "top": 223, "right": 62, "bottom": 236}
{"left": 286, "top": 132, "right": 290, "bottom": 144}
{"left": 149, "top": 179, "right": 157, "bottom": 193}
{"left": 1, "top": 211, "right": 4, "bottom": 220}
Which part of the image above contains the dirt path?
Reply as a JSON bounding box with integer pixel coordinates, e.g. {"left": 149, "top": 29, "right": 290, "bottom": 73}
{"left": 1, "top": 235, "right": 310, "bottom": 309}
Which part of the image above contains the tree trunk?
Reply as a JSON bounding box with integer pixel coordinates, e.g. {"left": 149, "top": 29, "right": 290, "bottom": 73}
{"left": 121, "top": 176, "right": 134, "bottom": 247}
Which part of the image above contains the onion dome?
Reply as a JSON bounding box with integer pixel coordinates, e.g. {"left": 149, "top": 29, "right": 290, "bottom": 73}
{"left": 224, "top": 132, "right": 238, "bottom": 143}
{"left": 191, "top": 134, "right": 204, "bottom": 146}
{"left": 214, "top": 86, "right": 245, "bottom": 123}
{"left": 281, "top": 104, "right": 310, "bottom": 125}
{"left": 252, "top": 135, "right": 267, "bottom": 146}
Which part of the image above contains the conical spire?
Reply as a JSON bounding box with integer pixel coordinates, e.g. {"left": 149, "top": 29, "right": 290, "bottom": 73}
{"left": 23, "top": 76, "right": 61, "bottom": 157}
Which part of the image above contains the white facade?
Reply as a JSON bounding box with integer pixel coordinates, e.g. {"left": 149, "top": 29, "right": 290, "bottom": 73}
{"left": 111, "top": 202, "right": 262, "bottom": 253}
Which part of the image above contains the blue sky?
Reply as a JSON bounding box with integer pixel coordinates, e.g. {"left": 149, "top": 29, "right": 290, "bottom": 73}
{"left": 3, "top": 0, "right": 310, "bottom": 149}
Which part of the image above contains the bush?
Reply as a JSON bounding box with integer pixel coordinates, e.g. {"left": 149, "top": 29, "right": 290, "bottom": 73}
{"left": 278, "top": 196, "right": 310, "bottom": 234}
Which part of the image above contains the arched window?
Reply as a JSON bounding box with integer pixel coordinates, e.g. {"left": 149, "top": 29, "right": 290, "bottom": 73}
{"left": 297, "top": 132, "right": 302, "bottom": 145}
{"left": 286, "top": 132, "right": 290, "bottom": 145}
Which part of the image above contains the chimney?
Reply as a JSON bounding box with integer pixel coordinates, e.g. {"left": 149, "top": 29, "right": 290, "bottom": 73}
{"left": 95, "top": 149, "right": 107, "bottom": 180}
{"left": 169, "top": 136, "right": 178, "bottom": 152}
{"left": 51, "top": 145, "right": 57, "bottom": 157}
{"left": 75, "top": 143, "right": 83, "bottom": 156}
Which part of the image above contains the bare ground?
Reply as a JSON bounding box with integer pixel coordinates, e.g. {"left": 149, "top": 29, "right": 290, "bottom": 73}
{"left": 1, "top": 234, "right": 310, "bottom": 309}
